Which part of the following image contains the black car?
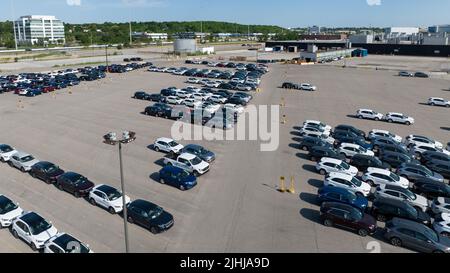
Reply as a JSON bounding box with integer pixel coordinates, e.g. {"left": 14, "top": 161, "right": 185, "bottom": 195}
{"left": 334, "top": 136, "right": 372, "bottom": 149}
{"left": 149, "top": 93, "right": 163, "bottom": 102}
{"left": 425, "top": 160, "right": 450, "bottom": 179}
{"left": 126, "top": 199, "right": 174, "bottom": 234}
{"left": 350, "top": 154, "right": 391, "bottom": 172}
{"left": 227, "top": 96, "right": 247, "bottom": 106}
{"left": 30, "top": 161, "right": 65, "bottom": 184}
{"left": 282, "top": 82, "right": 299, "bottom": 89}
{"left": 333, "top": 131, "right": 366, "bottom": 146}
{"left": 412, "top": 179, "right": 450, "bottom": 199}
{"left": 299, "top": 137, "right": 332, "bottom": 152}
{"left": 421, "top": 151, "right": 450, "bottom": 164}
{"left": 133, "top": 91, "right": 150, "bottom": 100}
{"left": 145, "top": 103, "right": 173, "bottom": 118}
{"left": 414, "top": 72, "right": 429, "bottom": 78}
{"left": 308, "top": 146, "right": 345, "bottom": 162}
{"left": 371, "top": 198, "right": 431, "bottom": 225}
{"left": 378, "top": 144, "right": 410, "bottom": 157}
{"left": 56, "top": 172, "right": 95, "bottom": 198}
{"left": 334, "top": 125, "right": 366, "bottom": 138}
{"left": 160, "top": 89, "right": 177, "bottom": 97}
{"left": 379, "top": 151, "right": 418, "bottom": 169}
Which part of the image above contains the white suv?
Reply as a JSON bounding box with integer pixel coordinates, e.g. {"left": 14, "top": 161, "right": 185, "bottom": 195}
{"left": 11, "top": 212, "right": 58, "bottom": 251}
{"left": 374, "top": 184, "right": 428, "bottom": 212}
{"left": 367, "top": 129, "right": 402, "bottom": 143}
{"left": 9, "top": 151, "right": 39, "bottom": 172}
{"left": 303, "top": 120, "right": 332, "bottom": 133}
{"left": 0, "top": 144, "right": 17, "bottom": 162}
{"left": 405, "top": 135, "right": 443, "bottom": 149}
{"left": 88, "top": 184, "right": 131, "bottom": 214}
{"left": 315, "top": 157, "right": 358, "bottom": 176}
{"left": 154, "top": 138, "right": 184, "bottom": 154}
{"left": 300, "top": 83, "right": 317, "bottom": 91}
{"left": 166, "top": 96, "right": 184, "bottom": 105}
{"left": 338, "top": 143, "right": 375, "bottom": 158}
{"left": 0, "top": 195, "right": 23, "bottom": 227}
{"left": 356, "top": 109, "right": 384, "bottom": 121}
{"left": 44, "top": 233, "right": 93, "bottom": 253}
{"left": 428, "top": 97, "right": 450, "bottom": 107}
{"left": 431, "top": 197, "right": 450, "bottom": 215}
{"left": 299, "top": 126, "right": 330, "bottom": 137}
{"left": 384, "top": 112, "right": 415, "bottom": 125}
{"left": 410, "top": 143, "right": 450, "bottom": 158}
{"left": 362, "top": 167, "right": 410, "bottom": 189}
{"left": 324, "top": 172, "right": 371, "bottom": 197}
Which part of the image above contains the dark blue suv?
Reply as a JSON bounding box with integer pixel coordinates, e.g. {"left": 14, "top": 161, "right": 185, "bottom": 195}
{"left": 159, "top": 166, "right": 197, "bottom": 191}
{"left": 317, "top": 186, "right": 368, "bottom": 211}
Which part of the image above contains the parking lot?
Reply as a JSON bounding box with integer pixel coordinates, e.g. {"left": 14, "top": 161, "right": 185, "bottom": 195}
{"left": 0, "top": 57, "right": 449, "bottom": 252}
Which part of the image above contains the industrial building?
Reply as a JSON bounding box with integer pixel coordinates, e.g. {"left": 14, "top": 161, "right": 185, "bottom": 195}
{"left": 14, "top": 15, "right": 65, "bottom": 45}
{"left": 349, "top": 34, "right": 374, "bottom": 44}
{"left": 299, "top": 34, "right": 347, "bottom": 41}
{"left": 131, "top": 32, "right": 168, "bottom": 40}
{"left": 428, "top": 25, "right": 450, "bottom": 34}
{"left": 422, "top": 33, "right": 449, "bottom": 46}
{"left": 299, "top": 44, "right": 355, "bottom": 62}
{"left": 384, "top": 27, "right": 420, "bottom": 39}
{"left": 173, "top": 39, "right": 197, "bottom": 54}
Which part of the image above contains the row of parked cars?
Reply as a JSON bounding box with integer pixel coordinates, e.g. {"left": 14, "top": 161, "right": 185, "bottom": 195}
{"left": 0, "top": 143, "right": 175, "bottom": 251}
{"left": 281, "top": 82, "right": 317, "bottom": 91}
{"left": 185, "top": 59, "right": 269, "bottom": 72}
{"left": 356, "top": 109, "right": 415, "bottom": 125}
{"left": 399, "top": 71, "right": 430, "bottom": 78}
{"left": 296, "top": 120, "right": 450, "bottom": 252}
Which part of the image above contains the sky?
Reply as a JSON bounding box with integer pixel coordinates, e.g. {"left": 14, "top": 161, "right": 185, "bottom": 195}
{"left": 2, "top": 0, "right": 450, "bottom": 28}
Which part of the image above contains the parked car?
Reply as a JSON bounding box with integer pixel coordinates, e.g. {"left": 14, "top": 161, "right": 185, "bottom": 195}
{"left": 317, "top": 186, "right": 368, "bottom": 211}
{"left": 44, "top": 233, "right": 92, "bottom": 253}
{"left": 367, "top": 129, "right": 402, "bottom": 143}
{"left": 163, "top": 153, "right": 210, "bottom": 176}
{"left": 324, "top": 172, "right": 371, "bottom": 197}
{"left": 350, "top": 154, "right": 391, "bottom": 172}
{"left": 379, "top": 151, "right": 418, "bottom": 169}
{"left": 397, "top": 163, "right": 444, "bottom": 183}
{"left": 158, "top": 166, "right": 197, "bottom": 191}
{"left": 372, "top": 138, "right": 406, "bottom": 152}
{"left": 431, "top": 197, "right": 450, "bottom": 215}
{"left": 299, "top": 136, "right": 332, "bottom": 152}
{"left": 89, "top": 184, "right": 131, "bottom": 214}
{"left": 362, "top": 168, "right": 410, "bottom": 188}
{"left": 384, "top": 112, "right": 414, "bottom": 125}
{"left": 433, "top": 213, "right": 450, "bottom": 237}
{"left": 11, "top": 212, "right": 58, "bottom": 251}
{"left": 149, "top": 94, "right": 163, "bottom": 102}
{"left": 425, "top": 160, "right": 450, "bottom": 179}
{"left": 384, "top": 218, "right": 450, "bottom": 253}
{"left": 356, "top": 109, "right": 384, "bottom": 121}
{"left": 300, "top": 83, "right": 317, "bottom": 91}
{"left": 338, "top": 143, "right": 374, "bottom": 158}
{"left": 334, "top": 125, "right": 366, "bottom": 138}
{"left": 315, "top": 157, "right": 358, "bottom": 176}
{"left": 414, "top": 72, "right": 429, "bottom": 78}
{"left": 410, "top": 143, "right": 450, "bottom": 159}
{"left": 374, "top": 184, "right": 428, "bottom": 212}
{"left": 405, "top": 135, "right": 443, "bottom": 149}
{"left": 126, "top": 199, "right": 174, "bottom": 234}
{"left": 309, "top": 146, "right": 345, "bottom": 162}
{"left": 56, "top": 172, "right": 95, "bottom": 198}
{"left": 153, "top": 137, "right": 184, "bottom": 154}
{"left": 421, "top": 151, "right": 450, "bottom": 164}
{"left": 8, "top": 151, "right": 39, "bottom": 172}
{"left": 29, "top": 161, "right": 65, "bottom": 184}
{"left": 181, "top": 144, "right": 215, "bottom": 163}
{"left": 0, "top": 144, "right": 17, "bottom": 162}
{"left": 412, "top": 179, "right": 450, "bottom": 199}
{"left": 0, "top": 195, "right": 23, "bottom": 228}
{"left": 371, "top": 197, "right": 431, "bottom": 225}
{"left": 398, "top": 71, "right": 413, "bottom": 77}
{"left": 133, "top": 91, "right": 150, "bottom": 100}
{"left": 428, "top": 97, "right": 450, "bottom": 107}
{"left": 320, "top": 202, "right": 377, "bottom": 237}
{"left": 303, "top": 120, "right": 332, "bottom": 133}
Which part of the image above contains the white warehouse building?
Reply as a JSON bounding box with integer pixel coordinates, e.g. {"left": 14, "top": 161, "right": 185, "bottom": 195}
{"left": 14, "top": 15, "right": 65, "bottom": 45}
{"left": 384, "top": 27, "right": 419, "bottom": 38}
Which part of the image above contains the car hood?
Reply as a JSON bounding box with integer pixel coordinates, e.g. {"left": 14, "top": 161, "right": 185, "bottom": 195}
{"left": 34, "top": 226, "right": 58, "bottom": 242}
{"left": 153, "top": 210, "right": 174, "bottom": 225}
{"left": 76, "top": 181, "right": 95, "bottom": 191}
{"left": 110, "top": 195, "right": 131, "bottom": 207}
{"left": 173, "top": 145, "right": 184, "bottom": 152}
{"left": 200, "top": 151, "right": 215, "bottom": 161}
{"left": 22, "top": 159, "right": 40, "bottom": 168}
{"left": 359, "top": 213, "right": 377, "bottom": 227}
{"left": 431, "top": 172, "right": 445, "bottom": 182}
{"left": 360, "top": 182, "right": 372, "bottom": 193}
{"left": 414, "top": 195, "right": 429, "bottom": 208}
{"left": 1, "top": 207, "right": 23, "bottom": 221}
{"left": 0, "top": 150, "right": 16, "bottom": 158}
{"left": 417, "top": 210, "right": 431, "bottom": 223}
{"left": 399, "top": 177, "right": 410, "bottom": 187}
{"left": 354, "top": 196, "right": 369, "bottom": 209}
{"left": 349, "top": 166, "right": 359, "bottom": 176}
{"left": 194, "top": 160, "right": 209, "bottom": 170}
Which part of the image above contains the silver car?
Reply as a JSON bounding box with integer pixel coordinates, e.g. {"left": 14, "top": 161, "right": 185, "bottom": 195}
{"left": 397, "top": 163, "right": 444, "bottom": 183}
{"left": 8, "top": 151, "right": 39, "bottom": 172}
{"left": 374, "top": 184, "right": 429, "bottom": 212}
{"left": 0, "top": 144, "right": 17, "bottom": 162}
{"left": 384, "top": 218, "right": 450, "bottom": 253}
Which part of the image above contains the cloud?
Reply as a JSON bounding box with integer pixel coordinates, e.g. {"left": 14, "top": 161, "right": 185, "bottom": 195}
{"left": 66, "top": 0, "right": 82, "bottom": 6}
{"left": 366, "top": 0, "right": 381, "bottom": 6}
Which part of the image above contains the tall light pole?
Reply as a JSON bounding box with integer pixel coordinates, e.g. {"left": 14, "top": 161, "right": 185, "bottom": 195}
{"left": 129, "top": 21, "right": 133, "bottom": 45}
{"left": 103, "top": 131, "right": 136, "bottom": 253}
{"left": 10, "top": 0, "right": 18, "bottom": 50}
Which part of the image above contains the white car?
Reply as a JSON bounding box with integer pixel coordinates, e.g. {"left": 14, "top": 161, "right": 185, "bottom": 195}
{"left": 338, "top": 143, "right": 375, "bottom": 158}
{"left": 300, "top": 83, "right": 317, "bottom": 91}
{"left": 148, "top": 66, "right": 158, "bottom": 72}
{"left": 324, "top": 172, "right": 371, "bottom": 197}
{"left": 88, "top": 184, "right": 131, "bottom": 214}
{"left": 356, "top": 109, "right": 384, "bottom": 121}
{"left": 11, "top": 212, "right": 58, "bottom": 251}
{"left": 154, "top": 137, "right": 184, "bottom": 154}
{"left": 433, "top": 213, "right": 450, "bottom": 237}
{"left": 204, "top": 81, "right": 221, "bottom": 88}
{"left": 183, "top": 98, "right": 202, "bottom": 108}
{"left": 428, "top": 97, "right": 450, "bottom": 107}
{"left": 197, "top": 103, "right": 220, "bottom": 115}
{"left": 315, "top": 157, "right": 358, "bottom": 176}
{"left": 362, "top": 168, "right": 410, "bottom": 189}
{"left": 44, "top": 233, "right": 93, "bottom": 253}
{"left": 303, "top": 120, "right": 332, "bottom": 133}
{"left": 384, "top": 112, "right": 415, "bottom": 125}
{"left": 166, "top": 96, "right": 184, "bottom": 105}
{"left": 431, "top": 197, "right": 450, "bottom": 215}
{"left": 224, "top": 103, "right": 244, "bottom": 115}
{"left": 209, "top": 95, "right": 228, "bottom": 104}
{"left": 8, "top": 151, "right": 39, "bottom": 172}
{"left": 299, "top": 126, "right": 330, "bottom": 137}
{"left": 374, "top": 184, "right": 428, "bottom": 212}
{"left": 175, "top": 91, "right": 191, "bottom": 99}
{"left": 405, "top": 135, "right": 443, "bottom": 149}
{"left": 0, "top": 195, "right": 23, "bottom": 227}
{"left": 0, "top": 144, "right": 17, "bottom": 162}
{"left": 187, "top": 78, "right": 200, "bottom": 84}
{"left": 410, "top": 143, "right": 450, "bottom": 158}
{"left": 303, "top": 133, "right": 336, "bottom": 145}
{"left": 236, "top": 84, "right": 252, "bottom": 91}
{"left": 231, "top": 78, "right": 245, "bottom": 84}
{"left": 367, "top": 129, "right": 402, "bottom": 143}
{"left": 186, "top": 86, "right": 201, "bottom": 92}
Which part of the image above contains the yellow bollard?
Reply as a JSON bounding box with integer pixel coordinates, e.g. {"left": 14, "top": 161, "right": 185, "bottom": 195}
{"left": 288, "top": 176, "right": 296, "bottom": 194}
{"left": 280, "top": 97, "right": 285, "bottom": 107}
{"left": 281, "top": 115, "right": 287, "bottom": 124}
{"left": 279, "top": 176, "right": 286, "bottom": 193}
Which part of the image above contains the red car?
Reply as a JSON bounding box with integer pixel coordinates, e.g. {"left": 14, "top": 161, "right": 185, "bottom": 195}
{"left": 42, "top": 86, "right": 56, "bottom": 93}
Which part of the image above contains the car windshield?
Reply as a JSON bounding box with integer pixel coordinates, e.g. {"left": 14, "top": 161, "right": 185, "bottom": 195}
{"left": 73, "top": 176, "right": 88, "bottom": 186}
{"left": 168, "top": 141, "right": 179, "bottom": 147}
{"left": 21, "top": 156, "right": 34, "bottom": 162}
{"left": 358, "top": 147, "right": 367, "bottom": 153}
{"left": 339, "top": 162, "right": 350, "bottom": 170}
{"left": 149, "top": 207, "right": 163, "bottom": 219}
{"left": 418, "top": 166, "right": 434, "bottom": 176}
{"left": 0, "top": 145, "right": 13, "bottom": 153}
{"left": 351, "top": 177, "right": 362, "bottom": 187}
{"left": 404, "top": 189, "right": 417, "bottom": 201}
{"left": 424, "top": 228, "right": 439, "bottom": 242}
{"left": 106, "top": 189, "right": 122, "bottom": 201}
{"left": 0, "top": 196, "right": 18, "bottom": 214}
{"left": 30, "top": 219, "right": 52, "bottom": 235}
{"left": 190, "top": 156, "right": 202, "bottom": 165}
{"left": 179, "top": 170, "right": 191, "bottom": 178}
{"left": 389, "top": 172, "right": 400, "bottom": 181}
{"left": 44, "top": 164, "right": 59, "bottom": 173}
{"left": 351, "top": 209, "right": 363, "bottom": 221}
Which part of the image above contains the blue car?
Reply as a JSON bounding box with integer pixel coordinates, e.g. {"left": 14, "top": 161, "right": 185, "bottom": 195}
{"left": 317, "top": 186, "right": 368, "bottom": 211}
{"left": 158, "top": 166, "right": 197, "bottom": 191}
{"left": 25, "top": 89, "right": 42, "bottom": 97}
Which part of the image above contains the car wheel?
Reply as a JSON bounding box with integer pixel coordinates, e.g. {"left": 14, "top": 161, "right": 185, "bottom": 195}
{"left": 388, "top": 119, "right": 393, "bottom": 123}
{"left": 0, "top": 157, "right": 4, "bottom": 162}
{"left": 357, "top": 229, "right": 369, "bottom": 237}
{"left": 12, "top": 229, "right": 19, "bottom": 238}
{"left": 376, "top": 214, "right": 387, "bottom": 222}
{"left": 30, "top": 242, "right": 38, "bottom": 251}
{"left": 324, "top": 219, "right": 333, "bottom": 227}
{"left": 127, "top": 216, "right": 134, "bottom": 224}
{"left": 193, "top": 171, "right": 200, "bottom": 177}
{"left": 446, "top": 104, "right": 450, "bottom": 108}
{"left": 160, "top": 178, "right": 166, "bottom": 184}
{"left": 74, "top": 192, "right": 80, "bottom": 198}
{"left": 89, "top": 198, "right": 97, "bottom": 206}
{"left": 433, "top": 250, "right": 445, "bottom": 254}
{"left": 179, "top": 185, "right": 186, "bottom": 191}
{"left": 310, "top": 156, "right": 317, "bottom": 162}
{"left": 390, "top": 237, "right": 402, "bottom": 247}
{"left": 30, "top": 171, "right": 36, "bottom": 178}
{"left": 302, "top": 146, "right": 308, "bottom": 151}
{"left": 441, "top": 232, "right": 450, "bottom": 238}
{"left": 108, "top": 207, "right": 116, "bottom": 214}
{"left": 358, "top": 115, "right": 363, "bottom": 119}
{"left": 57, "top": 183, "right": 64, "bottom": 191}
{"left": 20, "top": 167, "right": 26, "bottom": 173}
{"left": 430, "top": 102, "right": 435, "bottom": 106}
{"left": 375, "top": 117, "right": 380, "bottom": 121}
{"left": 150, "top": 226, "right": 159, "bottom": 234}
{"left": 367, "top": 180, "right": 375, "bottom": 187}
{"left": 405, "top": 121, "right": 411, "bottom": 126}
{"left": 319, "top": 169, "right": 327, "bottom": 175}
{"left": 154, "top": 146, "right": 160, "bottom": 152}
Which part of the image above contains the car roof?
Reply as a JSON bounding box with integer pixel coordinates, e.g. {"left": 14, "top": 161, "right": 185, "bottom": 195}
{"left": 328, "top": 172, "right": 353, "bottom": 180}
{"left": 95, "top": 184, "right": 117, "bottom": 194}
{"left": 320, "top": 186, "right": 354, "bottom": 196}
{"left": 437, "top": 197, "right": 450, "bottom": 204}
{"left": 130, "top": 199, "right": 158, "bottom": 210}
{"left": 387, "top": 112, "right": 404, "bottom": 115}
{"left": 20, "top": 211, "right": 45, "bottom": 225}
{"left": 162, "top": 165, "right": 185, "bottom": 173}
{"left": 340, "top": 143, "right": 361, "bottom": 148}
{"left": 321, "top": 202, "right": 355, "bottom": 211}
{"left": 374, "top": 197, "right": 409, "bottom": 208}
{"left": 370, "top": 129, "right": 390, "bottom": 134}
{"left": 379, "top": 184, "right": 406, "bottom": 192}
{"left": 389, "top": 217, "right": 431, "bottom": 232}
{"left": 429, "top": 97, "right": 444, "bottom": 100}
{"left": 320, "top": 157, "right": 343, "bottom": 164}
{"left": 358, "top": 109, "right": 374, "bottom": 112}
{"left": 179, "top": 153, "right": 196, "bottom": 160}
{"left": 52, "top": 233, "right": 82, "bottom": 249}
{"left": 156, "top": 137, "right": 174, "bottom": 143}
{"left": 367, "top": 167, "right": 391, "bottom": 175}
{"left": 13, "top": 151, "right": 31, "bottom": 158}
